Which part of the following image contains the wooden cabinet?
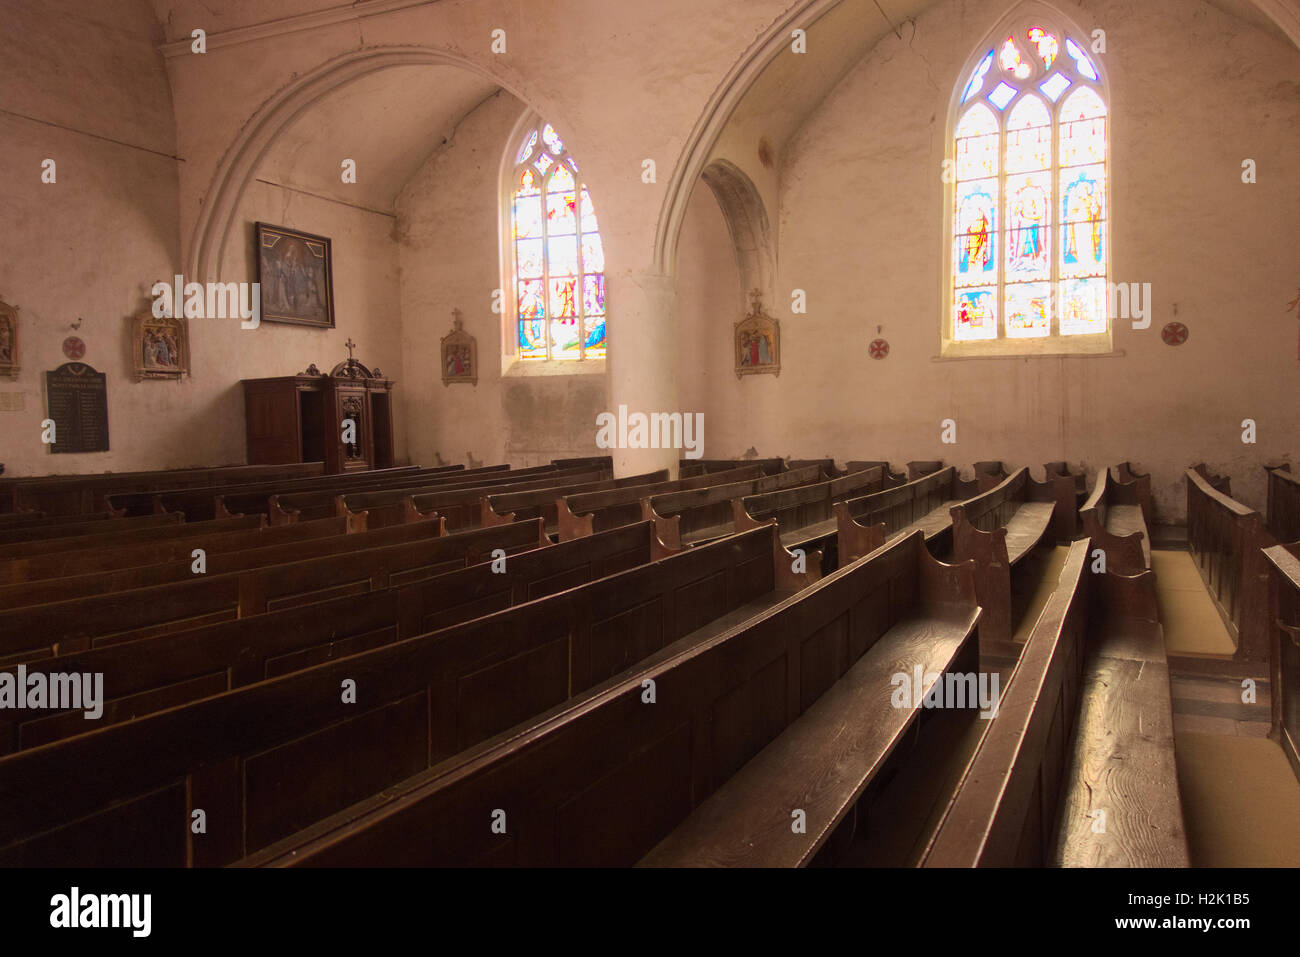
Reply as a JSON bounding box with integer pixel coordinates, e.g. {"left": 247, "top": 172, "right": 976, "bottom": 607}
{"left": 242, "top": 357, "right": 396, "bottom": 474}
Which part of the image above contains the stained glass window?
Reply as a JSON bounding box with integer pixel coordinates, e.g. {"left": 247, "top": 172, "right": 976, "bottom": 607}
{"left": 950, "top": 23, "right": 1107, "bottom": 343}
{"left": 510, "top": 121, "right": 606, "bottom": 361}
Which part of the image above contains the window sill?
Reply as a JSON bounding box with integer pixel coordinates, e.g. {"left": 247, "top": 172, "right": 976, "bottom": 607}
{"left": 500, "top": 357, "right": 607, "bottom": 378}
{"left": 936, "top": 333, "right": 1117, "bottom": 360}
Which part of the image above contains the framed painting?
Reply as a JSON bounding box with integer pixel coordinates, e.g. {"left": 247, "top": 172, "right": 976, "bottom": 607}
{"left": 255, "top": 222, "right": 335, "bottom": 328}
{"left": 734, "top": 290, "right": 780, "bottom": 379}
{"left": 0, "top": 299, "right": 18, "bottom": 378}
{"left": 441, "top": 310, "right": 477, "bottom": 386}
{"left": 132, "top": 308, "right": 189, "bottom": 380}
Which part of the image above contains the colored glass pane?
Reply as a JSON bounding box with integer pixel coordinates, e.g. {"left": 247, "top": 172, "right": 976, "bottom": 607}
{"left": 1060, "top": 86, "right": 1106, "bottom": 121}
{"left": 549, "top": 163, "right": 575, "bottom": 191}
{"left": 583, "top": 316, "right": 606, "bottom": 359}
{"left": 542, "top": 124, "right": 564, "bottom": 154}
{"left": 583, "top": 275, "right": 606, "bottom": 315}
{"left": 518, "top": 319, "right": 547, "bottom": 359}
{"left": 962, "top": 51, "right": 994, "bottom": 103}
{"left": 547, "top": 235, "right": 578, "bottom": 276}
{"left": 518, "top": 168, "right": 540, "bottom": 195}
{"left": 988, "top": 82, "right": 1018, "bottom": 110}
{"left": 956, "top": 132, "right": 999, "bottom": 180}
{"left": 1058, "top": 278, "right": 1107, "bottom": 334}
{"left": 954, "top": 287, "right": 998, "bottom": 340}
{"left": 514, "top": 195, "right": 543, "bottom": 239}
{"left": 1027, "top": 28, "right": 1058, "bottom": 69}
{"left": 1006, "top": 96, "right": 1050, "bottom": 174}
{"left": 517, "top": 279, "right": 545, "bottom": 319}
{"left": 1005, "top": 282, "right": 1052, "bottom": 337}
{"left": 549, "top": 278, "right": 578, "bottom": 318}
{"left": 516, "top": 130, "right": 538, "bottom": 164}
{"left": 516, "top": 239, "right": 544, "bottom": 279}
{"left": 1039, "top": 72, "right": 1071, "bottom": 102}
{"left": 547, "top": 191, "right": 577, "bottom": 234}
{"left": 954, "top": 179, "right": 998, "bottom": 285}
{"left": 580, "top": 189, "right": 599, "bottom": 233}
{"left": 1065, "top": 38, "right": 1098, "bottom": 80}
{"left": 550, "top": 316, "right": 580, "bottom": 355}
{"left": 955, "top": 102, "right": 999, "bottom": 138}
{"left": 534, "top": 154, "right": 553, "bottom": 175}
{"left": 999, "top": 37, "right": 1031, "bottom": 79}
{"left": 581, "top": 234, "right": 605, "bottom": 273}
{"left": 1005, "top": 171, "right": 1051, "bottom": 280}
{"left": 1060, "top": 114, "right": 1105, "bottom": 166}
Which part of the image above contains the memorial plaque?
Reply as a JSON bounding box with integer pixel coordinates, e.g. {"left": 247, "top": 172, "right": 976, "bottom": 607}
{"left": 45, "top": 362, "right": 109, "bottom": 453}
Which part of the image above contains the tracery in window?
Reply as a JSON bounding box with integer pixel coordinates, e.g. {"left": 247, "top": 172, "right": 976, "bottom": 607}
{"left": 509, "top": 121, "right": 605, "bottom": 361}
{"left": 951, "top": 21, "right": 1107, "bottom": 347}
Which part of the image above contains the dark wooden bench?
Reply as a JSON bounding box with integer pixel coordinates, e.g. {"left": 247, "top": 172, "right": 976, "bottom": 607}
{"left": 644, "top": 463, "right": 826, "bottom": 549}
{"left": 1185, "top": 464, "right": 1272, "bottom": 662}
{"left": 679, "top": 457, "right": 786, "bottom": 478}
{"left": 232, "top": 465, "right": 542, "bottom": 525}
{"left": 0, "top": 511, "right": 442, "bottom": 609}
{"left": 556, "top": 465, "right": 764, "bottom": 541}
{"left": 733, "top": 464, "right": 885, "bottom": 567}
{"left": 835, "top": 465, "right": 981, "bottom": 564}
{"left": 0, "top": 523, "right": 811, "bottom": 865}
{"left": 1266, "top": 465, "right": 1300, "bottom": 544}
{"left": 479, "top": 469, "right": 668, "bottom": 535}
{"left": 0, "top": 522, "right": 659, "bottom": 754}
{"left": 1264, "top": 543, "right": 1300, "bottom": 784}
{"left": 846, "top": 461, "right": 909, "bottom": 488}
{"left": 1043, "top": 461, "right": 1088, "bottom": 542}
{"left": 0, "top": 514, "right": 263, "bottom": 564}
{"left": 0, "top": 511, "right": 116, "bottom": 530}
{"left": 1079, "top": 465, "right": 1151, "bottom": 575}
{"left": 0, "top": 511, "right": 180, "bottom": 546}
{"left": 923, "top": 536, "right": 1189, "bottom": 866}
{"left": 231, "top": 529, "right": 972, "bottom": 867}
{"left": 0, "top": 520, "right": 548, "bottom": 662}
{"left": 0, "top": 462, "right": 325, "bottom": 516}
{"left": 950, "top": 467, "right": 1062, "bottom": 649}
{"left": 0, "top": 515, "right": 352, "bottom": 585}
{"left": 351, "top": 467, "right": 610, "bottom": 531}
{"left": 111, "top": 465, "right": 439, "bottom": 519}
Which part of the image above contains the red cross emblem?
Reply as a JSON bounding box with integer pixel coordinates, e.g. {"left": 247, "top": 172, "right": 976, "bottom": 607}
{"left": 1161, "top": 322, "right": 1188, "bottom": 346}
{"left": 868, "top": 338, "right": 890, "bottom": 359}
{"left": 62, "top": 336, "right": 86, "bottom": 360}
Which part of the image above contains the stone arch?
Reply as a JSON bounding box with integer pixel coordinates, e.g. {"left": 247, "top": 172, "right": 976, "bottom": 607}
{"left": 698, "top": 159, "right": 775, "bottom": 306}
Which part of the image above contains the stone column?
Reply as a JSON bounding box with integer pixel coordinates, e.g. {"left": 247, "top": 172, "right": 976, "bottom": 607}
{"left": 605, "top": 269, "right": 680, "bottom": 478}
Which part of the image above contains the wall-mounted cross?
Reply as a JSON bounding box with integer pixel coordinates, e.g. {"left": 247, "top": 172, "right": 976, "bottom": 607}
{"left": 452, "top": 307, "right": 463, "bottom": 329}
{"left": 345, "top": 338, "right": 357, "bottom": 359}
{"left": 749, "top": 289, "right": 764, "bottom": 314}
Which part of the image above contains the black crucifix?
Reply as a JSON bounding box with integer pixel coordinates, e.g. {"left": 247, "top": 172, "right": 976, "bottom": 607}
{"left": 345, "top": 337, "right": 357, "bottom": 360}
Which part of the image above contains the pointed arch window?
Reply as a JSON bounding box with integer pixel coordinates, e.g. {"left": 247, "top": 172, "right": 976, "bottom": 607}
{"left": 948, "top": 19, "right": 1108, "bottom": 353}
{"left": 508, "top": 120, "right": 606, "bottom": 361}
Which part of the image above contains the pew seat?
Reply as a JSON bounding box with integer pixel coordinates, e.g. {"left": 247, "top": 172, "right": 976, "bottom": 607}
{"left": 640, "top": 606, "right": 979, "bottom": 867}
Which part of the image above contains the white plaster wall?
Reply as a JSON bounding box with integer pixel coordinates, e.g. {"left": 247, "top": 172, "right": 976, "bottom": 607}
{"left": 0, "top": 0, "right": 186, "bottom": 476}
{"left": 680, "top": 0, "right": 1300, "bottom": 519}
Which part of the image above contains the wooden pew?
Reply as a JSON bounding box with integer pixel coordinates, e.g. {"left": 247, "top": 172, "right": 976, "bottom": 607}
{"left": 644, "top": 463, "right": 826, "bottom": 550}
{"left": 479, "top": 469, "right": 670, "bottom": 535}
{"left": 354, "top": 468, "right": 610, "bottom": 531}
{"left": 550, "top": 455, "right": 613, "bottom": 470}
{"left": 0, "top": 521, "right": 549, "bottom": 662}
{"left": 0, "top": 461, "right": 325, "bottom": 516}
{"left": 0, "top": 514, "right": 263, "bottom": 564}
{"left": 786, "top": 458, "right": 841, "bottom": 476}
{"left": 1264, "top": 544, "right": 1300, "bottom": 784}
{"left": 112, "top": 465, "right": 439, "bottom": 519}
{"left": 846, "top": 460, "right": 909, "bottom": 488}
{"left": 949, "top": 467, "right": 1061, "bottom": 649}
{"left": 233, "top": 529, "right": 972, "bottom": 867}
{"left": 0, "top": 512, "right": 443, "bottom": 609}
{"left": 0, "top": 522, "right": 660, "bottom": 754}
{"left": 0, "top": 523, "right": 812, "bottom": 865}
{"left": 557, "top": 465, "right": 765, "bottom": 542}
{"left": 1114, "top": 461, "right": 1154, "bottom": 525}
{"left": 835, "top": 466, "right": 981, "bottom": 564}
{"left": 0, "top": 511, "right": 180, "bottom": 546}
{"left": 1079, "top": 465, "right": 1151, "bottom": 574}
{"left": 732, "top": 465, "right": 886, "bottom": 568}
{"left": 0, "top": 511, "right": 116, "bottom": 530}
{"left": 224, "top": 465, "right": 529, "bottom": 524}
{"left": 1185, "top": 464, "right": 1272, "bottom": 662}
{"left": 922, "top": 537, "right": 1189, "bottom": 866}
{"left": 0, "top": 516, "right": 352, "bottom": 585}
{"left": 1266, "top": 465, "right": 1300, "bottom": 544}
{"left": 679, "top": 457, "right": 786, "bottom": 478}
{"left": 1044, "top": 461, "right": 1088, "bottom": 542}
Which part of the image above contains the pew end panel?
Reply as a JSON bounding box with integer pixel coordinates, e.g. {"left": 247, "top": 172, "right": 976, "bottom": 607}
{"left": 833, "top": 500, "right": 887, "bottom": 566}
